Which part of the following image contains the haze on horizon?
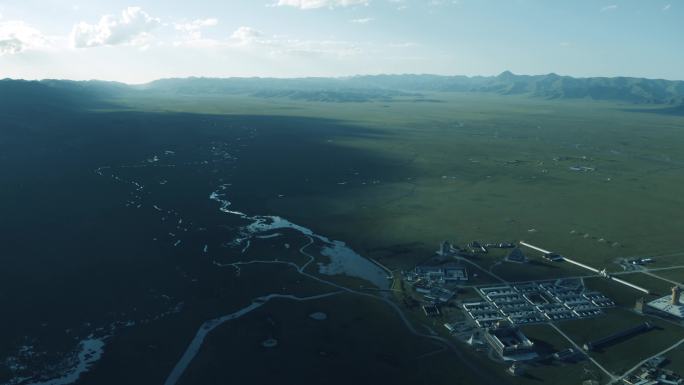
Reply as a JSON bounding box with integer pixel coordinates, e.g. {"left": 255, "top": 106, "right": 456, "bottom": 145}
{"left": 0, "top": 0, "right": 681, "bottom": 84}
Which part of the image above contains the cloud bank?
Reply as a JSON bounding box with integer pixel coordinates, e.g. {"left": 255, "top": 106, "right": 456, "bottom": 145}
{"left": 71, "top": 7, "right": 160, "bottom": 48}
{"left": 0, "top": 21, "right": 46, "bottom": 55}
{"left": 273, "top": 0, "right": 369, "bottom": 10}
{"left": 350, "top": 17, "right": 374, "bottom": 23}
{"left": 174, "top": 18, "right": 218, "bottom": 40}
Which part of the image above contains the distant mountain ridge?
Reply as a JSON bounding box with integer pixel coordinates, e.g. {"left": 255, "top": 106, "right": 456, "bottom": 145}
{"left": 2, "top": 72, "right": 684, "bottom": 105}
{"left": 0, "top": 78, "right": 123, "bottom": 114}
{"left": 348, "top": 72, "right": 684, "bottom": 104}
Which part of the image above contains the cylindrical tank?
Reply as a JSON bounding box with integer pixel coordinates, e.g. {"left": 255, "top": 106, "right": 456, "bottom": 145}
{"left": 672, "top": 286, "right": 681, "bottom": 305}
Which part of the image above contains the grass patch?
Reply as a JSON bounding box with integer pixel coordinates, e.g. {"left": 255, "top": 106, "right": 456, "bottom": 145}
{"left": 558, "top": 308, "right": 684, "bottom": 374}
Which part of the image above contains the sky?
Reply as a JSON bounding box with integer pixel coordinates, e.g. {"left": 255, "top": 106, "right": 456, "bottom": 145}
{"left": 0, "top": 0, "right": 681, "bottom": 83}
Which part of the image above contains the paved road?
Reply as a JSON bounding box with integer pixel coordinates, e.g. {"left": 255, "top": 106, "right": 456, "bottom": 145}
{"left": 611, "top": 337, "right": 684, "bottom": 384}
{"left": 548, "top": 323, "right": 617, "bottom": 382}
{"left": 643, "top": 271, "right": 683, "bottom": 286}
{"left": 191, "top": 239, "right": 684, "bottom": 385}
{"left": 454, "top": 256, "right": 507, "bottom": 283}
{"left": 171, "top": 236, "right": 504, "bottom": 385}
{"left": 614, "top": 265, "right": 684, "bottom": 276}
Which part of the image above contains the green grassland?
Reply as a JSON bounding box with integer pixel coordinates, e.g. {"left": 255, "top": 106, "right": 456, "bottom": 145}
{"left": 612, "top": 272, "right": 678, "bottom": 296}
{"left": 558, "top": 307, "right": 684, "bottom": 374}
{"left": 2, "top": 86, "right": 684, "bottom": 385}
{"left": 393, "top": 287, "right": 615, "bottom": 385}
{"left": 75, "top": 261, "right": 339, "bottom": 385}
{"left": 665, "top": 343, "right": 684, "bottom": 373}
{"left": 177, "top": 293, "right": 492, "bottom": 385}
{"left": 647, "top": 268, "right": 684, "bottom": 286}
{"left": 585, "top": 278, "right": 642, "bottom": 307}
{"left": 118, "top": 92, "right": 684, "bottom": 273}
{"left": 520, "top": 323, "right": 608, "bottom": 384}
{"left": 492, "top": 259, "right": 590, "bottom": 282}
{"left": 114, "top": 91, "right": 684, "bottom": 384}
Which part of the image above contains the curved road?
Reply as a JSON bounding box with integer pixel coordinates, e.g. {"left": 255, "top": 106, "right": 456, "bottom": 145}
{"left": 166, "top": 236, "right": 504, "bottom": 385}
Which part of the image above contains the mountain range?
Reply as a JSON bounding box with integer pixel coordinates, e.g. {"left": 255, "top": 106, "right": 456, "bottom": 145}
{"left": 2, "top": 72, "right": 684, "bottom": 107}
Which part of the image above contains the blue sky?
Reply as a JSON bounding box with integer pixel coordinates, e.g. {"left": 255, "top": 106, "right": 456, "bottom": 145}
{"left": 0, "top": 0, "right": 681, "bottom": 83}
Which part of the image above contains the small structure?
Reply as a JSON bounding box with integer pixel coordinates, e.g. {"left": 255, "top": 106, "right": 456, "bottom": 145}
{"left": 261, "top": 338, "right": 278, "bottom": 348}
{"left": 673, "top": 286, "right": 681, "bottom": 305}
{"left": 508, "top": 363, "right": 525, "bottom": 376}
{"left": 463, "top": 301, "right": 506, "bottom": 328}
{"left": 635, "top": 297, "right": 646, "bottom": 314}
{"left": 505, "top": 247, "right": 528, "bottom": 263}
{"left": 583, "top": 291, "right": 614, "bottom": 308}
{"left": 466, "top": 333, "right": 483, "bottom": 346}
{"left": 467, "top": 241, "right": 488, "bottom": 254}
{"left": 413, "top": 279, "right": 432, "bottom": 294}
{"left": 425, "top": 287, "right": 455, "bottom": 303}
{"left": 437, "top": 241, "right": 456, "bottom": 256}
{"left": 543, "top": 253, "right": 564, "bottom": 262}
{"left": 413, "top": 263, "right": 468, "bottom": 283}
{"left": 623, "top": 363, "right": 683, "bottom": 385}
{"left": 484, "top": 322, "right": 538, "bottom": 361}
{"left": 443, "top": 264, "right": 468, "bottom": 281}
{"left": 485, "top": 242, "right": 516, "bottom": 249}
{"left": 628, "top": 258, "right": 654, "bottom": 266}
{"left": 423, "top": 305, "right": 440, "bottom": 317}
{"left": 415, "top": 265, "right": 444, "bottom": 281}
{"left": 644, "top": 355, "right": 667, "bottom": 369}
{"left": 553, "top": 348, "right": 581, "bottom": 362}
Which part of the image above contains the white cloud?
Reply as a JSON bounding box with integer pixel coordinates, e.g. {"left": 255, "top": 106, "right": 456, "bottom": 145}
{"left": 350, "top": 17, "right": 374, "bottom": 23}
{"left": 230, "top": 26, "right": 266, "bottom": 46}
{"left": 0, "top": 37, "right": 23, "bottom": 55}
{"left": 0, "top": 20, "right": 46, "bottom": 55}
{"left": 273, "top": 38, "right": 362, "bottom": 57}
{"left": 71, "top": 7, "right": 160, "bottom": 48}
{"left": 272, "top": 0, "right": 369, "bottom": 10}
{"left": 663, "top": 4, "right": 671, "bottom": 11}
{"left": 600, "top": 4, "right": 618, "bottom": 12}
{"left": 225, "top": 26, "right": 362, "bottom": 58}
{"left": 174, "top": 18, "right": 218, "bottom": 40}
{"left": 388, "top": 41, "right": 417, "bottom": 48}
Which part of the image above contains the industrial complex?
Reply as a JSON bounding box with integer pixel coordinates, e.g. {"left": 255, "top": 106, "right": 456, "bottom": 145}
{"left": 400, "top": 238, "right": 684, "bottom": 383}
{"left": 463, "top": 280, "right": 613, "bottom": 328}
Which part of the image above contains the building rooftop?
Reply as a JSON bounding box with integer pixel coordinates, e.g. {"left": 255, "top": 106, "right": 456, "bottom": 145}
{"left": 485, "top": 323, "right": 538, "bottom": 361}
{"left": 647, "top": 295, "right": 684, "bottom": 319}
{"left": 506, "top": 247, "right": 528, "bottom": 263}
